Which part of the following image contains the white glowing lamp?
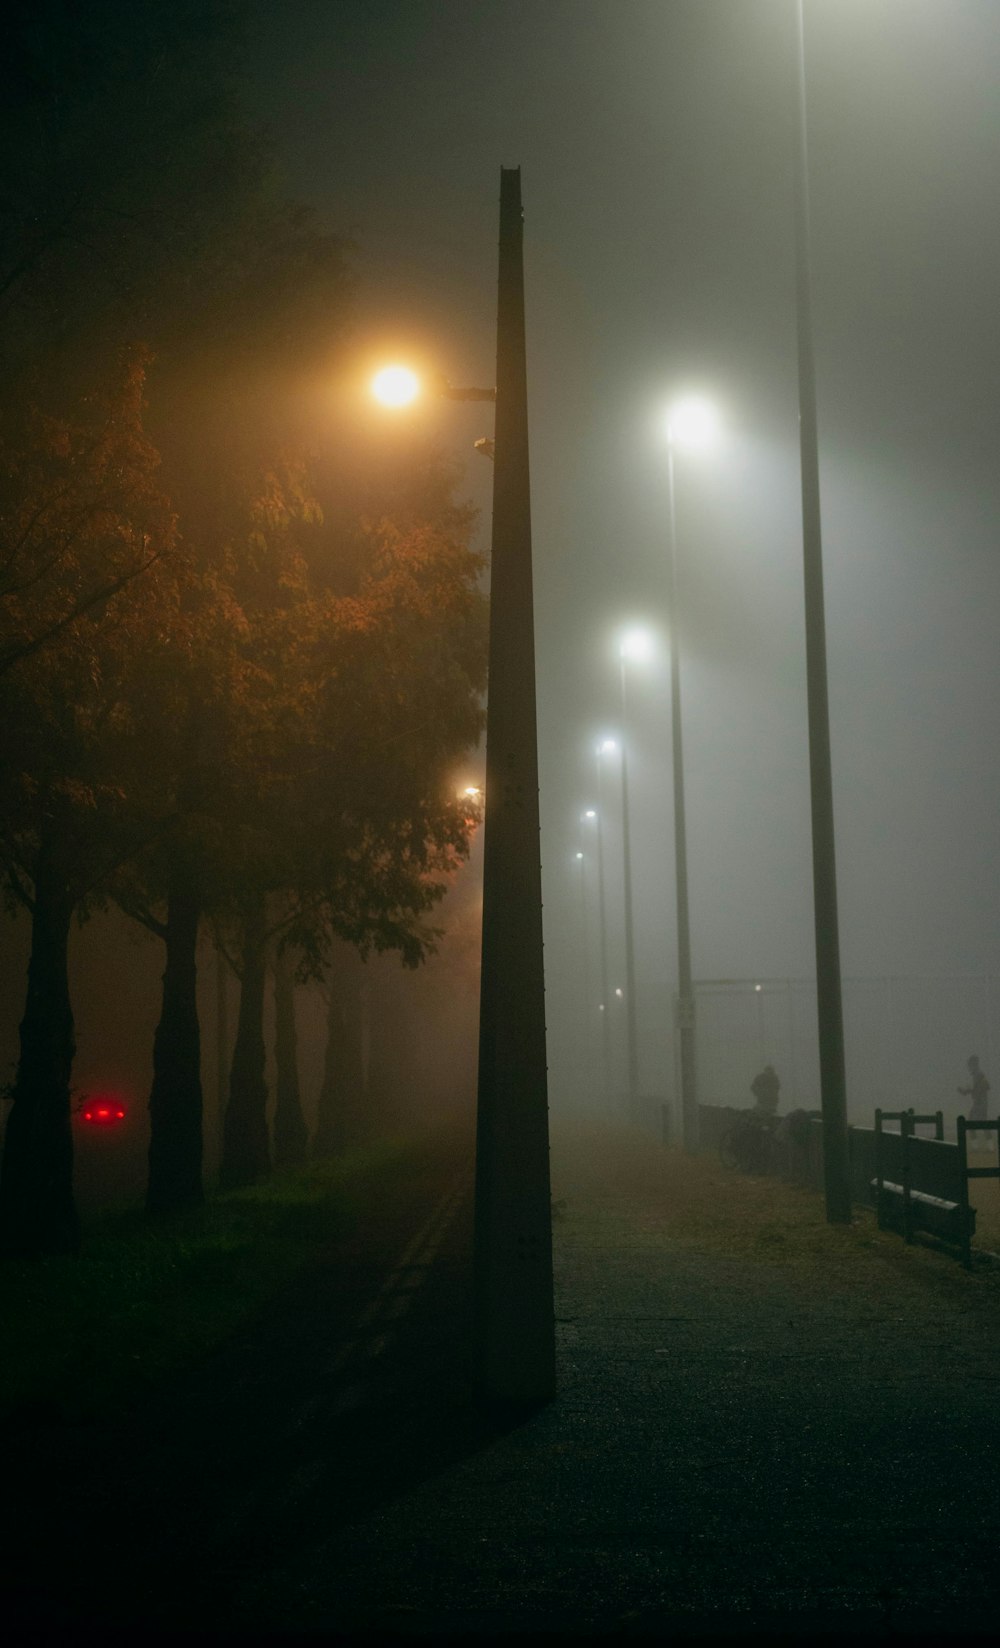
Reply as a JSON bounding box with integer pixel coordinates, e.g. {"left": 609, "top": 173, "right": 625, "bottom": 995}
{"left": 667, "top": 395, "right": 718, "bottom": 452}
{"left": 620, "top": 627, "right": 655, "bottom": 664}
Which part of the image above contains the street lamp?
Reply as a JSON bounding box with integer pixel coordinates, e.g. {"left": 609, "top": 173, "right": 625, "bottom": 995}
{"left": 371, "top": 364, "right": 421, "bottom": 408}
{"left": 792, "top": 0, "right": 851, "bottom": 1223}
{"left": 473, "top": 169, "right": 555, "bottom": 1403}
{"left": 663, "top": 396, "right": 718, "bottom": 1154}
{"left": 617, "top": 628, "right": 654, "bottom": 1125}
{"left": 370, "top": 364, "right": 496, "bottom": 458}
{"left": 369, "top": 171, "right": 556, "bottom": 1404}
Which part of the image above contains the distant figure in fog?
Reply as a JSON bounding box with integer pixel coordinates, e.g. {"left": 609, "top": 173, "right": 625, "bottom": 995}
{"left": 750, "top": 1063, "right": 781, "bottom": 1117}
{"left": 958, "top": 1054, "right": 990, "bottom": 1148}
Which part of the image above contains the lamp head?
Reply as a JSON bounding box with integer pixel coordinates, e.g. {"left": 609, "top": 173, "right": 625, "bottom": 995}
{"left": 619, "top": 626, "right": 655, "bottom": 664}
{"left": 667, "top": 395, "right": 718, "bottom": 452}
{"left": 372, "top": 365, "right": 420, "bottom": 408}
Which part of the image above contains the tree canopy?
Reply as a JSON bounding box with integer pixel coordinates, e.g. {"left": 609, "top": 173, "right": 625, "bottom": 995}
{"left": 0, "top": 0, "right": 489, "bottom": 1248}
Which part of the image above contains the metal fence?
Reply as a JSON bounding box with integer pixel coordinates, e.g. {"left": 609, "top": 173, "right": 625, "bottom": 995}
{"left": 692, "top": 975, "right": 1000, "bottom": 1133}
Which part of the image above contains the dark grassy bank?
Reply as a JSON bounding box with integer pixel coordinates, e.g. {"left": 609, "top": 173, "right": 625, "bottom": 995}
{"left": 0, "top": 1134, "right": 434, "bottom": 1427}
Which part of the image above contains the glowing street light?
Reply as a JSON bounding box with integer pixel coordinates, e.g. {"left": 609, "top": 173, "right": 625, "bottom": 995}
{"left": 371, "top": 363, "right": 496, "bottom": 410}
{"left": 666, "top": 395, "right": 719, "bottom": 453}
{"left": 620, "top": 626, "right": 655, "bottom": 665}
{"left": 371, "top": 364, "right": 421, "bottom": 408}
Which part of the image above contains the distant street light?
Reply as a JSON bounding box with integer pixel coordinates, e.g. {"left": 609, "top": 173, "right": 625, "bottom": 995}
{"left": 618, "top": 629, "right": 654, "bottom": 1124}
{"left": 663, "top": 396, "right": 718, "bottom": 1154}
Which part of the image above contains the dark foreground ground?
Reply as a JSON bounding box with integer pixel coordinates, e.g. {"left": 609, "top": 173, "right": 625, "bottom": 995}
{"left": 4, "top": 1118, "right": 1000, "bottom": 1642}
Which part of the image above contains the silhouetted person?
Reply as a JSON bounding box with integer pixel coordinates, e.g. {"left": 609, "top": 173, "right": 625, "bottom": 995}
{"left": 958, "top": 1054, "right": 990, "bottom": 1149}
{"left": 750, "top": 1063, "right": 780, "bottom": 1117}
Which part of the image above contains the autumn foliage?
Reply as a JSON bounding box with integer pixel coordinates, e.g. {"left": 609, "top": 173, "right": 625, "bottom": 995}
{"left": 0, "top": 2, "right": 487, "bottom": 1254}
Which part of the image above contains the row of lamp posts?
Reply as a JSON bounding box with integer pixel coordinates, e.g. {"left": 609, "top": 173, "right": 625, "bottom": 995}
{"left": 572, "top": 398, "right": 715, "bottom": 1148}
{"left": 371, "top": 6, "right": 853, "bottom": 1408}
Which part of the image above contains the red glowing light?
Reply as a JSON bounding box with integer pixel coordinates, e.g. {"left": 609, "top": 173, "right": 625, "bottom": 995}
{"left": 78, "top": 1093, "right": 127, "bottom": 1128}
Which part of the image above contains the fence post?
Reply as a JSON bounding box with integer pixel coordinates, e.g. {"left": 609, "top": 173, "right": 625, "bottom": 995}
{"left": 874, "top": 1108, "right": 885, "bottom": 1229}
{"left": 957, "top": 1116, "right": 972, "bottom": 1271}
{"left": 901, "top": 1109, "right": 914, "bottom": 1244}
{"left": 934, "top": 1109, "right": 943, "bottom": 1142}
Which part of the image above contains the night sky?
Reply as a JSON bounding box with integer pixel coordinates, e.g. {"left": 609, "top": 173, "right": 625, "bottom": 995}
{"left": 242, "top": 0, "right": 1000, "bottom": 1114}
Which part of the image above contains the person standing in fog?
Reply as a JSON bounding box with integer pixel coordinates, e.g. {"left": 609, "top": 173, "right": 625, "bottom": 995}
{"left": 750, "top": 1064, "right": 781, "bottom": 1117}
{"left": 958, "top": 1054, "right": 990, "bottom": 1149}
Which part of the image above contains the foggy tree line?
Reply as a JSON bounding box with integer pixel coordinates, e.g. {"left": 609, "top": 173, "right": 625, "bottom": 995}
{"left": 0, "top": 1, "right": 487, "bottom": 1258}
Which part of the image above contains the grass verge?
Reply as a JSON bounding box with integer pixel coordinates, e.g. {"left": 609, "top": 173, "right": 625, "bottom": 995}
{"left": 0, "top": 1135, "right": 424, "bottom": 1428}
{"left": 551, "top": 1117, "right": 1000, "bottom": 1298}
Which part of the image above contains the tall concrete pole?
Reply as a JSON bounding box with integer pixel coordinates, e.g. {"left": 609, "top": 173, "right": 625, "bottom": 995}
{"left": 665, "top": 444, "right": 698, "bottom": 1154}
{"left": 618, "top": 660, "right": 641, "bottom": 1124}
{"left": 793, "top": 0, "right": 852, "bottom": 1222}
{"left": 473, "top": 167, "right": 556, "bottom": 1405}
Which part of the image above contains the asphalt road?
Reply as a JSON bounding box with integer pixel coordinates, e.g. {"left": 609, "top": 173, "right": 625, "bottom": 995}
{"left": 5, "top": 1118, "right": 1000, "bottom": 1641}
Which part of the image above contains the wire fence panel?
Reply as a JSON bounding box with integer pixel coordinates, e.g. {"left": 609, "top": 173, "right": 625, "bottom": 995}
{"left": 693, "top": 976, "right": 1000, "bottom": 1133}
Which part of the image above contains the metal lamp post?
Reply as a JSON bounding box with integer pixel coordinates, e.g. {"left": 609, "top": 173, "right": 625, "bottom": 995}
{"left": 662, "top": 401, "right": 716, "bottom": 1154}
{"left": 617, "top": 632, "right": 653, "bottom": 1125}
{"left": 370, "top": 171, "right": 556, "bottom": 1401}
{"left": 793, "top": 0, "right": 852, "bottom": 1223}
{"left": 473, "top": 168, "right": 556, "bottom": 1402}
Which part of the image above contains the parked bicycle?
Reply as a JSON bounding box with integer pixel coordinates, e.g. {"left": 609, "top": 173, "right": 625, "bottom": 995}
{"left": 718, "top": 1111, "right": 777, "bottom": 1174}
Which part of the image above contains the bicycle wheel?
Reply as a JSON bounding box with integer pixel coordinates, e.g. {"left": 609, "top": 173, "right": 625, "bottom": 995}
{"left": 719, "top": 1127, "right": 742, "bottom": 1171}
{"left": 746, "top": 1131, "right": 771, "bottom": 1174}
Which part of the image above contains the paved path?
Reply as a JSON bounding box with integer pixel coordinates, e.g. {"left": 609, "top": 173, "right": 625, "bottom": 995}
{"left": 252, "top": 1120, "right": 1000, "bottom": 1639}
{"left": 7, "top": 1119, "right": 1000, "bottom": 1640}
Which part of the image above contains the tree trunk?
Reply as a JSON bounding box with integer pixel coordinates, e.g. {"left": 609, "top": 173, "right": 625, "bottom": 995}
{"left": 366, "top": 956, "right": 409, "bottom": 1134}
{"left": 314, "top": 944, "right": 366, "bottom": 1156}
{"left": 0, "top": 840, "right": 79, "bottom": 1257}
{"left": 273, "top": 946, "right": 308, "bottom": 1168}
{"left": 146, "top": 885, "right": 203, "bottom": 1214}
{"left": 219, "top": 898, "right": 271, "bottom": 1188}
